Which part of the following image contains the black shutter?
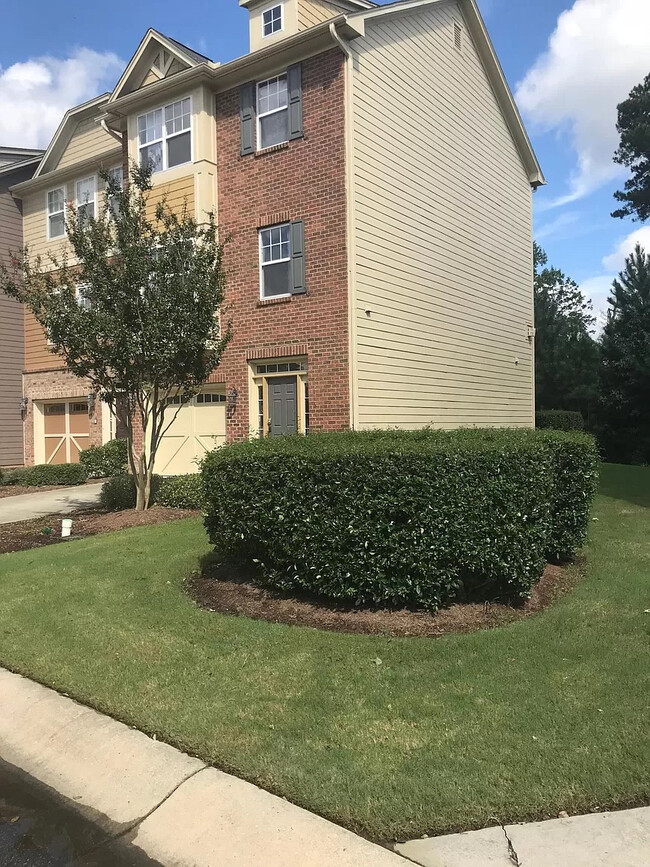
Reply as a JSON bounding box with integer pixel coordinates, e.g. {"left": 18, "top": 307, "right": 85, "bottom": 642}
{"left": 240, "top": 82, "right": 255, "bottom": 156}
{"left": 287, "top": 64, "right": 303, "bottom": 141}
{"left": 290, "top": 220, "right": 306, "bottom": 294}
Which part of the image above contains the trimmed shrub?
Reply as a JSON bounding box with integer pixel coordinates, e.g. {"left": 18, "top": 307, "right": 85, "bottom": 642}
{"left": 2, "top": 463, "right": 88, "bottom": 487}
{"left": 100, "top": 474, "right": 162, "bottom": 511}
{"left": 202, "top": 429, "right": 599, "bottom": 611}
{"left": 157, "top": 474, "right": 205, "bottom": 510}
{"left": 536, "top": 410, "right": 585, "bottom": 431}
{"left": 80, "top": 439, "right": 128, "bottom": 478}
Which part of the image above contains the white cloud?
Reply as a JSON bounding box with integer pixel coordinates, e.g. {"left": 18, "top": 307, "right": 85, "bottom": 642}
{"left": 0, "top": 48, "right": 124, "bottom": 149}
{"left": 516, "top": 0, "right": 650, "bottom": 208}
{"left": 602, "top": 225, "right": 650, "bottom": 271}
{"left": 535, "top": 211, "right": 580, "bottom": 242}
{"left": 578, "top": 275, "right": 614, "bottom": 330}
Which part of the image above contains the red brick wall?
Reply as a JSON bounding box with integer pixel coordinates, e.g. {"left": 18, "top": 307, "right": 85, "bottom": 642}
{"left": 214, "top": 47, "right": 350, "bottom": 441}
{"left": 23, "top": 370, "right": 104, "bottom": 465}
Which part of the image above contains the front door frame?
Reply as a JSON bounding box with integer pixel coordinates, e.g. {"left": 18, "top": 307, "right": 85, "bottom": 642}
{"left": 249, "top": 357, "right": 308, "bottom": 438}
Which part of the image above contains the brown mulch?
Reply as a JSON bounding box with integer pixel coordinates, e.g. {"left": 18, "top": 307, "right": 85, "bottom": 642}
{"left": 0, "top": 507, "right": 199, "bottom": 554}
{"left": 188, "top": 560, "right": 583, "bottom": 637}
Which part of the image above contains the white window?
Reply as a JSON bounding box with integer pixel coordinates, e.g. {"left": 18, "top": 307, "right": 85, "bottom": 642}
{"left": 47, "top": 188, "right": 65, "bottom": 239}
{"left": 257, "top": 75, "right": 288, "bottom": 150}
{"left": 106, "top": 166, "right": 123, "bottom": 217}
{"left": 262, "top": 4, "right": 283, "bottom": 37}
{"left": 259, "top": 223, "right": 291, "bottom": 298}
{"left": 138, "top": 97, "right": 192, "bottom": 174}
{"left": 76, "top": 283, "right": 92, "bottom": 310}
{"left": 76, "top": 176, "right": 96, "bottom": 226}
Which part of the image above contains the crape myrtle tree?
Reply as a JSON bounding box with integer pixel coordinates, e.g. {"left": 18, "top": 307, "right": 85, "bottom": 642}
{"left": 599, "top": 243, "right": 650, "bottom": 464}
{"left": 533, "top": 242, "right": 600, "bottom": 423}
{"left": 0, "top": 165, "right": 230, "bottom": 510}
{"left": 612, "top": 72, "right": 650, "bottom": 222}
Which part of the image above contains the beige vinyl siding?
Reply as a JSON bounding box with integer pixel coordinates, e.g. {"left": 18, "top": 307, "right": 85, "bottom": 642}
{"left": 298, "top": 0, "right": 340, "bottom": 29}
{"left": 146, "top": 174, "right": 196, "bottom": 221}
{"left": 56, "top": 116, "right": 117, "bottom": 171}
{"left": 0, "top": 167, "right": 33, "bottom": 463}
{"left": 350, "top": 1, "right": 534, "bottom": 430}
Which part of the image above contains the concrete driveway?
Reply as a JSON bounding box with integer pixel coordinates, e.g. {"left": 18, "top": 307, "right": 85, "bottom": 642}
{"left": 0, "top": 483, "right": 103, "bottom": 525}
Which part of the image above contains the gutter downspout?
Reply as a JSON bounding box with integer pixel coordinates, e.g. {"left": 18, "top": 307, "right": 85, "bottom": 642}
{"left": 330, "top": 21, "right": 359, "bottom": 432}
{"left": 100, "top": 118, "right": 124, "bottom": 145}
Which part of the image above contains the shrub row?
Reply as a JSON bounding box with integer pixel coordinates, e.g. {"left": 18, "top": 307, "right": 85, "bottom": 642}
{"left": 202, "top": 429, "right": 599, "bottom": 611}
{"left": 536, "top": 410, "right": 585, "bottom": 431}
{"left": 2, "top": 463, "right": 88, "bottom": 487}
{"left": 99, "top": 472, "right": 204, "bottom": 511}
{"left": 80, "top": 439, "right": 128, "bottom": 478}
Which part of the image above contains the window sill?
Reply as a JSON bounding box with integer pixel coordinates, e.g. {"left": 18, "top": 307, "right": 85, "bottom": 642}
{"left": 253, "top": 142, "right": 290, "bottom": 158}
{"left": 257, "top": 295, "right": 293, "bottom": 308}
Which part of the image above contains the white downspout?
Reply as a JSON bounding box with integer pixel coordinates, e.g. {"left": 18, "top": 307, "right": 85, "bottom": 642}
{"left": 100, "top": 118, "right": 124, "bottom": 145}
{"left": 330, "top": 21, "right": 359, "bottom": 431}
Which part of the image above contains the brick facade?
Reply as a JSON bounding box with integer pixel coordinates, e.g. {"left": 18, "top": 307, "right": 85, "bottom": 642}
{"left": 23, "top": 370, "right": 104, "bottom": 465}
{"left": 214, "top": 47, "right": 350, "bottom": 441}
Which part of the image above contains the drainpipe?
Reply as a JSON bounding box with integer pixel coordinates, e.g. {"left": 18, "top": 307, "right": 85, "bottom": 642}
{"left": 329, "top": 21, "right": 359, "bottom": 432}
{"left": 100, "top": 118, "right": 124, "bottom": 145}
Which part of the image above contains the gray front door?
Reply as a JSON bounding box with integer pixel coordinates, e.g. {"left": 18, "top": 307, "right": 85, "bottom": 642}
{"left": 268, "top": 376, "right": 298, "bottom": 436}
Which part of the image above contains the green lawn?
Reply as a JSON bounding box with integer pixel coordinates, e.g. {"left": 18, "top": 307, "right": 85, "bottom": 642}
{"left": 0, "top": 463, "right": 648, "bottom": 840}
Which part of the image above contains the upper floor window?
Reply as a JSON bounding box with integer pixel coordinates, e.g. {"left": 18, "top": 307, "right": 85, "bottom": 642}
{"left": 257, "top": 75, "right": 288, "bottom": 150}
{"left": 47, "top": 188, "right": 65, "bottom": 239}
{"left": 138, "top": 97, "right": 191, "bottom": 174}
{"left": 76, "top": 176, "right": 96, "bottom": 227}
{"left": 260, "top": 223, "right": 291, "bottom": 298}
{"left": 106, "top": 166, "right": 123, "bottom": 217}
{"left": 262, "top": 4, "right": 283, "bottom": 37}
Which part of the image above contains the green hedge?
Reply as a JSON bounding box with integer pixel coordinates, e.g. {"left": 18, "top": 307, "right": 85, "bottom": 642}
{"left": 202, "top": 429, "right": 598, "bottom": 611}
{"left": 536, "top": 410, "right": 585, "bottom": 431}
{"left": 80, "top": 439, "right": 128, "bottom": 478}
{"left": 2, "top": 463, "right": 88, "bottom": 487}
{"left": 157, "top": 474, "right": 205, "bottom": 510}
{"left": 100, "top": 474, "right": 162, "bottom": 511}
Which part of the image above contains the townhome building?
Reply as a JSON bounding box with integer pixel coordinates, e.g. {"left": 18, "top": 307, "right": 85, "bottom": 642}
{"left": 8, "top": 0, "right": 544, "bottom": 474}
{"left": 0, "top": 147, "right": 44, "bottom": 467}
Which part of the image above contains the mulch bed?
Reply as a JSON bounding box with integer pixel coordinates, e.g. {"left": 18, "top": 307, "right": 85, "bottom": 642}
{"left": 188, "top": 560, "right": 583, "bottom": 637}
{"left": 0, "top": 507, "right": 199, "bottom": 555}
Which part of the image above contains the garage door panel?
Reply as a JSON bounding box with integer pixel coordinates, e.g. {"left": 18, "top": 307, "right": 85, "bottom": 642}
{"left": 154, "top": 391, "right": 226, "bottom": 475}
{"left": 42, "top": 401, "right": 89, "bottom": 465}
{"left": 45, "top": 437, "right": 66, "bottom": 464}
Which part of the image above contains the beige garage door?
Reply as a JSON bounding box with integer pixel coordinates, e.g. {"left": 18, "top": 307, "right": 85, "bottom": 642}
{"left": 155, "top": 389, "right": 226, "bottom": 475}
{"left": 43, "top": 401, "right": 90, "bottom": 464}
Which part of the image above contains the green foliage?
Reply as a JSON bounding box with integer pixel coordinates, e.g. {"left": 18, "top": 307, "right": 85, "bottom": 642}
{"left": 100, "top": 474, "right": 162, "bottom": 511}
{"left": 157, "top": 474, "right": 205, "bottom": 510}
{"left": 2, "top": 463, "right": 88, "bottom": 487}
{"left": 612, "top": 73, "right": 650, "bottom": 222}
{"left": 536, "top": 410, "right": 585, "bottom": 431}
{"left": 534, "top": 243, "right": 600, "bottom": 422}
{"left": 0, "top": 164, "right": 230, "bottom": 510}
{"left": 599, "top": 244, "right": 650, "bottom": 464}
{"left": 80, "top": 439, "right": 128, "bottom": 478}
{"left": 202, "top": 429, "right": 597, "bottom": 611}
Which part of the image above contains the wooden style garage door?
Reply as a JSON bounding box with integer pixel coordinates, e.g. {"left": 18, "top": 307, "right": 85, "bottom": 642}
{"left": 155, "top": 390, "right": 226, "bottom": 475}
{"left": 43, "top": 401, "right": 90, "bottom": 464}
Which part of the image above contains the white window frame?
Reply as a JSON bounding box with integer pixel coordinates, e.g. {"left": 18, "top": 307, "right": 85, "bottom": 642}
{"left": 137, "top": 96, "right": 193, "bottom": 175}
{"left": 256, "top": 74, "right": 289, "bottom": 151}
{"left": 47, "top": 187, "right": 66, "bottom": 240}
{"left": 261, "top": 2, "right": 283, "bottom": 38}
{"left": 75, "top": 283, "right": 92, "bottom": 311}
{"left": 106, "top": 165, "right": 123, "bottom": 217}
{"left": 76, "top": 175, "right": 96, "bottom": 226}
{"left": 259, "top": 223, "right": 291, "bottom": 300}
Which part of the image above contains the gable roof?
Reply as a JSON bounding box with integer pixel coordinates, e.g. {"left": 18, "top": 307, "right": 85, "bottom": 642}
{"left": 350, "top": 0, "right": 545, "bottom": 187}
{"left": 33, "top": 94, "right": 112, "bottom": 179}
{"left": 108, "top": 29, "right": 217, "bottom": 105}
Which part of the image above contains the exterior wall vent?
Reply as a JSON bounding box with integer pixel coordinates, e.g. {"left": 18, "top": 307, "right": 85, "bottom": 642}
{"left": 454, "top": 22, "right": 462, "bottom": 51}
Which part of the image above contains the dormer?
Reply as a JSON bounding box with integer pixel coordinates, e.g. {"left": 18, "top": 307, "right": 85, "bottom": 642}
{"left": 239, "top": 0, "right": 375, "bottom": 53}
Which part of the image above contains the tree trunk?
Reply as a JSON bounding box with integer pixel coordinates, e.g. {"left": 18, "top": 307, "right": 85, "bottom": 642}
{"left": 134, "top": 451, "right": 149, "bottom": 511}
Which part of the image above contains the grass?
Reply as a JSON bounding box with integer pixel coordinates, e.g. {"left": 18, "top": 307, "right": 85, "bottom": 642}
{"left": 0, "top": 463, "right": 648, "bottom": 841}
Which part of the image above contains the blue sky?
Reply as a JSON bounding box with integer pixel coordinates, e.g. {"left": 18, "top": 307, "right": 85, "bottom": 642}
{"left": 1, "top": 0, "right": 649, "bottom": 324}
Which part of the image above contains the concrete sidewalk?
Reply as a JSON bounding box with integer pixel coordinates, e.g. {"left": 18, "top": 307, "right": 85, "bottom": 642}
{"left": 396, "top": 808, "right": 650, "bottom": 866}
{"left": 0, "top": 482, "right": 103, "bottom": 524}
{"left": 0, "top": 668, "right": 404, "bottom": 866}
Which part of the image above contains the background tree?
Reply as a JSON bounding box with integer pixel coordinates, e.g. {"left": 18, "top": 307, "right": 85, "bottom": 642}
{"left": 599, "top": 243, "right": 650, "bottom": 463}
{"left": 612, "top": 72, "right": 650, "bottom": 222}
{"left": 533, "top": 242, "right": 600, "bottom": 422}
{"left": 0, "top": 166, "right": 230, "bottom": 509}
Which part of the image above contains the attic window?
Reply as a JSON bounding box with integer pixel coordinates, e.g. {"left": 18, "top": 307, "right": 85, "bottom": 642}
{"left": 454, "top": 22, "right": 463, "bottom": 51}
{"left": 262, "top": 4, "right": 283, "bottom": 37}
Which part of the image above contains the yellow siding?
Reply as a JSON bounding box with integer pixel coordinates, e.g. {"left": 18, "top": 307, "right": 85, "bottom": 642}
{"left": 22, "top": 183, "right": 73, "bottom": 265}
{"left": 297, "top": 0, "right": 339, "bottom": 29}
{"left": 56, "top": 117, "right": 117, "bottom": 171}
{"left": 350, "top": 2, "right": 534, "bottom": 430}
{"left": 146, "top": 174, "right": 196, "bottom": 221}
